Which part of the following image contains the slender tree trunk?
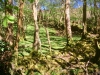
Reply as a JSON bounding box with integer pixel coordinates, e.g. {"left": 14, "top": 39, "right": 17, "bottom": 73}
{"left": 18, "top": 0, "right": 24, "bottom": 39}
{"left": 13, "top": 0, "right": 24, "bottom": 66}
{"left": 65, "top": 0, "right": 72, "bottom": 45}
{"left": 82, "top": 0, "right": 87, "bottom": 39}
{"left": 42, "top": 9, "right": 51, "bottom": 53}
{"left": 14, "top": 0, "right": 24, "bottom": 50}
{"left": 32, "top": 0, "right": 41, "bottom": 51}
{"left": 44, "top": 25, "right": 51, "bottom": 53}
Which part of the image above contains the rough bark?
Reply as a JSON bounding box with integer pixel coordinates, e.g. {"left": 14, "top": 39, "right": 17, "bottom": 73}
{"left": 32, "top": 0, "right": 41, "bottom": 51}
{"left": 65, "top": 0, "right": 72, "bottom": 45}
{"left": 14, "top": 0, "right": 24, "bottom": 53}
{"left": 18, "top": 0, "right": 24, "bottom": 39}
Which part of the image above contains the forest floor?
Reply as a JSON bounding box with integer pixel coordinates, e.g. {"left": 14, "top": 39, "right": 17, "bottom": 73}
{"left": 19, "top": 25, "right": 81, "bottom": 56}
{"left": 1, "top": 24, "right": 100, "bottom": 75}
{"left": 14, "top": 24, "right": 100, "bottom": 75}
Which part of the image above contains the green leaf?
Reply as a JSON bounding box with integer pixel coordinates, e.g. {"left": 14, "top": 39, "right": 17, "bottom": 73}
{"left": 7, "top": 15, "right": 15, "bottom": 23}
{"left": 7, "top": 15, "right": 15, "bottom": 21}
{"left": 3, "top": 16, "right": 8, "bottom": 27}
{"left": 8, "top": 20, "right": 14, "bottom": 23}
{"left": 3, "top": 15, "right": 15, "bottom": 27}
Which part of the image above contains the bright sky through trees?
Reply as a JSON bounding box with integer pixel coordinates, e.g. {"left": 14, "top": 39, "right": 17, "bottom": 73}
{"left": 74, "top": 0, "right": 83, "bottom": 8}
{"left": 40, "top": 0, "right": 83, "bottom": 10}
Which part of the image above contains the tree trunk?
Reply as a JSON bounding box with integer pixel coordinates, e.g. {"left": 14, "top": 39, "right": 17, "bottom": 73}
{"left": 17, "top": 0, "right": 24, "bottom": 39}
{"left": 82, "top": 0, "right": 87, "bottom": 39}
{"left": 5, "top": 0, "right": 14, "bottom": 46}
{"left": 15, "top": 0, "right": 24, "bottom": 51}
{"left": 65, "top": 0, "right": 72, "bottom": 45}
{"left": 32, "top": 0, "right": 41, "bottom": 51}
{"left": 14, "top": 0, "right": 24, "bottom": 57}
{"left": 44, "top": 25, "right": 51, "bottom": 53}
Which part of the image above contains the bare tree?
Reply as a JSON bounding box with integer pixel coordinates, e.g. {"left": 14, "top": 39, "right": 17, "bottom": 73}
{"left": 32, "top": 0, "right": 41, "bottom": 51}
{"left": 65, "top": 0, "right": 72, "bottom": 45}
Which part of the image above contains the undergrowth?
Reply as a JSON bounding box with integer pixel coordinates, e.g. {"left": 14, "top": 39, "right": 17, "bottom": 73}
{"left": 0, "top": 24, "right": 100, "bottom": 75}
